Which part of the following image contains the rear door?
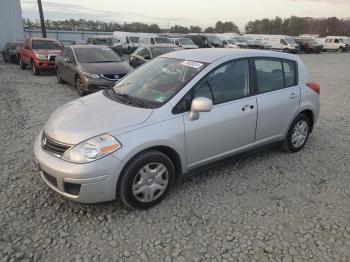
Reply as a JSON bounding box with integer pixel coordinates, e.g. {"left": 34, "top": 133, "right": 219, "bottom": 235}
{"left": 254, "top": 58, "right": 300, "bottom": 141}
{"left": 182, "top": 59, "right": 257, "bottom": 168}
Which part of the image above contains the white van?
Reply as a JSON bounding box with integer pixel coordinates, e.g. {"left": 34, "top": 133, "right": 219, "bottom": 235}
{"left": 171, "top": 38, "right": 199, "bottom": 49}
{"left": 113, "top": 31, "right": 141, "bottom": 53}
{"left": 139, "top": 36, "right": 173, "bottom": 45}
{"left": 248, "top": 34, "right": 299, "bottom": 53}
{"left": 323, "top": 36, "right": 349, "bottom": 52}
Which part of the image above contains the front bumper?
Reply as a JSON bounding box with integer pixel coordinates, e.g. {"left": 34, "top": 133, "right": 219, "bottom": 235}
{"left": 34, "top": 59, "right": 56, "bottom": 70}
{"left": 33, "top": 132, "right": 124, "bottom": 203}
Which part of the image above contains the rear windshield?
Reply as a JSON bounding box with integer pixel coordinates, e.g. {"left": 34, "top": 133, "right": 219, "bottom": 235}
{"left": 32, "top": 40, "right": 63, "bottom": 50}
{"left": 154, "top": 37, "right": 172, "bottom": 44}
{"left": 151, "top": 47, "right": 177, "bottom": 57}
{"left": 75, "top": 47, "right": 122, "bottom": 63}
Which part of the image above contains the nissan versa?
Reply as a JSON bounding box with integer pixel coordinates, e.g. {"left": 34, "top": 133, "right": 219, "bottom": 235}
{"left": 34, "top": 49, "right": 320, "bottom": 209}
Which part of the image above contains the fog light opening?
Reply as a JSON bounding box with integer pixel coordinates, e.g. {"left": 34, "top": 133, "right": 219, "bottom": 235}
{"left": 64, "top": 182, "right": 81, "bottom": 196}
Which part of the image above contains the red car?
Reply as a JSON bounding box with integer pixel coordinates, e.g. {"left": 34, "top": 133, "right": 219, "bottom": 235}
{"left": 18, "top": 37, "right": 63, "bottom": 75}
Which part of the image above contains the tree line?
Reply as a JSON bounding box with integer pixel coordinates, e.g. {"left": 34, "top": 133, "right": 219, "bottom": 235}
{"left": 23, "top": 16, "right": 350, "bottom": 36}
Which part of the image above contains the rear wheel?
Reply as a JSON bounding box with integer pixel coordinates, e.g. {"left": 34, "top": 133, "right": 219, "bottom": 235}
{"left": 32, "top": 61, "right": 40, "bottom": 75}
{"left": 75, "top": 75, "right": 85, "bottom": 96}
{"left": 281, "top": 114, "right": 311, "bottom": 152}
{"left": 338, "top": 46, "right": 345, "bottom": 52}
{"left": 118, "top": 150, "right": 175, "bottom": 209}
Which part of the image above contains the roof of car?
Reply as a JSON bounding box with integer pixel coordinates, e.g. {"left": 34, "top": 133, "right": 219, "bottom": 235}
{"left": 139, "top": 44, "right": 178, "bottom": 48}
{"left": 162, "top": 48, "right": 298, "bottom": 63}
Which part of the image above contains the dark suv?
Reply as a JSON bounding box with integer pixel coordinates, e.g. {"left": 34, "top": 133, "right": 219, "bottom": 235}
{"left": 293, "top": 38, "right": 323, "bottom": 54}
{"left": 2, "top": 41, "right": 24, "bottom": 63}
{"left": 187, "top": 34, "right": 224, "bottom": 48}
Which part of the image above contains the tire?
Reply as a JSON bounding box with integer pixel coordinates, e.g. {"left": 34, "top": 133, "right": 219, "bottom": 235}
{"left": 56, "top": 67, "right": 64, "bottom": 84}
{"left": 19, "top": 57, "right": 26, "bottom": 69}
{"left": 281, "top": 114, "right": 311, "bottom": 153}
{"left": 118, "top": 150, "right": 175, "bottom": 209}
{"left": 32, "top": 61, "right": 40, "bottom": 75}
{"left": 339, "top": 47, "right": 345, "bottom": 52}
{"left": 75, "top": 75, "right": 85, "bottom": 96}
{"left": 2, "top": 53, "right": 8, "bottom": 63}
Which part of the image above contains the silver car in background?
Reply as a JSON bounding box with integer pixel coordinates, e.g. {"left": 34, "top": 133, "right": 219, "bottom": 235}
{"left": 34, "top": 49, "right": 320, "bottom": 209}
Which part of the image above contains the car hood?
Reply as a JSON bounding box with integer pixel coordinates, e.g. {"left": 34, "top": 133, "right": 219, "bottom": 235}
{"left": 44, "top": 92, "right": 153, "bottom": 144}
{"left": 80, "top": 62, "right": 132, "bottom": 75}
{"left": 33, "top": 49, "right": 62, "bottom": 55}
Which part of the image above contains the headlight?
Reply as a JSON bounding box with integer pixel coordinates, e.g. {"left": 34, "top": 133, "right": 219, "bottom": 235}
{"left": 62, "top": 134, "right": 121, "bottom": 163}
{"left": 83, "top": 72, "right": 101, "bottom": 79}
{"left": 36, "top": 54, "right": 47, "bottom": 61}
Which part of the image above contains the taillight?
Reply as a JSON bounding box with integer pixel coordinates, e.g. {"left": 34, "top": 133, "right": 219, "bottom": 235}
{"left": 306, "top": 82, "right": 320, "bottom": 94}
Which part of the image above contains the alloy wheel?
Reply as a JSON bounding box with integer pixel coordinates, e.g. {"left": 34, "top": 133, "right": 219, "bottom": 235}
{"left": 291, "top": 120, "right": 309, "bottom": 148}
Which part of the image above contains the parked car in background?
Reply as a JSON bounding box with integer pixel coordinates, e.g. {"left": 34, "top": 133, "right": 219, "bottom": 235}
{"left": 18, "top": 37, "right": 63, "bottom": 75}
{"left": 248, "top": 35, "right": 300, "bottom": 53}
{"left": 86, "top": 35, "right": 123, "bottom": 56}
{"left": 61, "top": 40, "right": 76, "bottom": 47}
{"left": 171, "top": 38, "right": 199, "bottom": 49}
{"left": 129, "top": 44, "right": 178, "bottom": 68}
{"left": 113, "top": 31, "right": 140, "bottom": 53}
{"left": 2, "top": 40, "right": 24, "bottom": 63}
{"left": 34, "top": 49, "right": 320, "bottom": 209}
{"left": 187, "top": 34, "right": 224, "bottom": 48}
{"left": 221, "top": 39, "right": 240, "bottom": 48}
{"left": 322, "top": 36, "right": 349, "bottom": 52}
{"left": 139, "top": 36, "right": 173, "bottom": 45}
{"left": 56, "top": 45, "right": 132, "bottom": 96}
{"left": 293, "top": 38, "right": 323, "bottom": 53}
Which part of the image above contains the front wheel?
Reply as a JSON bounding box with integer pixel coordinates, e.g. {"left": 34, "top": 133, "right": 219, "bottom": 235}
{"left": 32, "top": 61, "right": 40, "bottom": 75}
{"left": 118, "top": 150, "right": 175, "bottom": 209}
{"left": 281, "top": 114, "right": 311, "bottom": 152}
{"left": 75, "top": 75, "right": 85, "bottom": 96}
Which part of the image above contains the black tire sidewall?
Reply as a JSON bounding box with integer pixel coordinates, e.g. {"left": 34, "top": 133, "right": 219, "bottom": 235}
{"left": 75, "top": 76, "right": 84, "bottom": 96}
{"left": 284, "top": 114, "right": 311, "bottom": 152}
{"left": 119, "top": 150, "right": 175, "bottom": 209}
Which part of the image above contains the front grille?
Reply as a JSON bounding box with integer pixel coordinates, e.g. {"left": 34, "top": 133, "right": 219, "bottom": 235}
{"left": 43, "top": 171, "right": 57, "bottom": 187}
{"left": 101, "top": 73, "right": 126, "bottom": 81}
{"left": 48, "top": 55, "right": 56, "bottom": 62}
{"left": 42, "top": 133, "right": 71, "bottom": 157}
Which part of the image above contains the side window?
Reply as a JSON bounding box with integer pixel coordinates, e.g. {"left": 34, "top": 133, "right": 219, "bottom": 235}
{"left": 334, "top": 39, "right": 340, "bottom": 43}
{"left": 144, "top": 49, "right": 151, "bottom": 59}
{"left": 67, "top": 48, "right": 75, "bottom": 63}
{"left": 62, "top": 47, "right": 68, "bottom": 57}
{"left": 282, "top": 61, "right": 296, "bottom": 87}
{"left": 280, "top": 39, "right": 287, "bottom": 45}
{"left": 175, "top": 40, "right": 179, "bottom": 46}
{"left": 151, "top": 38, "right": 155, "bottom": 44}
{"left": 136, "top": 48, "right": 145, "bottom": 56}
{"left": 126, "top": 37, "right": 130, "bottom": 44}
{"left": 195, "top": 60, "right": 250, "bottom": 104}
{"left": 255, "top": 59, "right": 284, "bottom": 93}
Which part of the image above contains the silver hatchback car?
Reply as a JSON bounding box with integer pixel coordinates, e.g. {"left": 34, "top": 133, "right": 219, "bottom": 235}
{"left": 34, "top": 49, "right": 320, "bottom": 209}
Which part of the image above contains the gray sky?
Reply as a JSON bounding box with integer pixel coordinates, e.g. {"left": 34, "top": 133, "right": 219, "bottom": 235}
{"left": 20, "top": 0, "right": 350, "bottom": 30}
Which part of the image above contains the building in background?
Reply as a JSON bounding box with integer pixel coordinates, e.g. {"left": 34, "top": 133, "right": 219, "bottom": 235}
{"left": 0, "top": 0, "right": 24, "bottom": 50}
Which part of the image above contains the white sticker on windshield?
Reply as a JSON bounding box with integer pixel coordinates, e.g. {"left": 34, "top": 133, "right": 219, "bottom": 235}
{"left": 181, "top": 60, "right": 204, "bottom": 69}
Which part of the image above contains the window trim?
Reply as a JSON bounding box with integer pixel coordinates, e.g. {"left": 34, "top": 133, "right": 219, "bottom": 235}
{"left": 172, "top": 58, "right": 254, "bottom": 114}
{"left": 252, "top": 57, "right": 298, "bottom": 95}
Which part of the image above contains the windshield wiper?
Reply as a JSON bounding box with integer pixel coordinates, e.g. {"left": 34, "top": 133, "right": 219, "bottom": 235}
{"left": 113, "top": 92, "right": 150, "bottom": 108}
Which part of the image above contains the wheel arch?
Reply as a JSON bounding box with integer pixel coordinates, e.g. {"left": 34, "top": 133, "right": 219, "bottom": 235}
{"left": 116, "top": 145, "right": 183, "bottom": 195}
{"left": 299, "top": 109, "right": 315, "bottom": 133}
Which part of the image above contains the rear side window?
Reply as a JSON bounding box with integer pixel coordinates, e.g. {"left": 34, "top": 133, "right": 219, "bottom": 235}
{"left": 282, "top": 61, "right": 296, "bottom": 87}
{"left": 255, "top": 59, "right": 284, "bottom": 93}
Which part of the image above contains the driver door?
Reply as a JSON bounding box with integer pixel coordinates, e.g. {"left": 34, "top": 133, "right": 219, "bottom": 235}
{"left": 182, "top": 59, "right": 257, "bottom": 169}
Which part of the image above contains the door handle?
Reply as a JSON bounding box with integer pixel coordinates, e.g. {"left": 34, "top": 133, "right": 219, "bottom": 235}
{"left": 289, "top": 93, "right": 298, "bottom": 99}
{"left": 242, "top": 105, "right": 254, "bottom": 111}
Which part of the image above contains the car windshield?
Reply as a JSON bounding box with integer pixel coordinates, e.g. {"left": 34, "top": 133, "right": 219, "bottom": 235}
{"left": 155, "top": 37, "right": 172, "bottom": 44}
{"left": 94, "top": 38, "right": 113, "bottom": 46}
{"left": 233, "top": 37, "right": 247, "bottom": 43}
{"left": 228, "top": 39, "right": 237, "bottom": 44}
{"left": 110, "top": 37, "right": 120, "bottom": 44}
{"left": 285, "top": 38, "right": 296, "bottom": 44}
{"left": 75, "top": 47, "right": 122, "bottom": 63}
{"left": 179, "top": 38, "right": 194, "bottom": 45}
{"left": 32, "top": 40, "right": 63, "bottom": 50}
{"left": 207, "top": 36, "right": 221, "bottom": 43}
{"left": 111, "top": 57, "right": 206, "bottom": 108}
{"left": 151, "top": 47, "right": 177, "bottom": 57}
{"left": 129, "top": 36, "right": 139, "bottom": 43}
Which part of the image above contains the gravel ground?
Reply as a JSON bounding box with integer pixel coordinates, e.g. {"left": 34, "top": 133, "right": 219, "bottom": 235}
{"left": 0, "top": 53, "right": 350, "bottom": 262}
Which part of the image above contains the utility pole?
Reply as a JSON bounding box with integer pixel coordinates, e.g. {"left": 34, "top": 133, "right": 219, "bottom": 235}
{"left": 37, "top": 0, "right": 47, "bottom": 38}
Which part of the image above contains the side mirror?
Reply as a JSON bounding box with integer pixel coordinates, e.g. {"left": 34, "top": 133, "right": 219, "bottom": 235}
{"left": 64, "top": 57, "right": 71, "bottom": 63}
{"left": 189, "top": 97, "right": 213, "bottom": 121}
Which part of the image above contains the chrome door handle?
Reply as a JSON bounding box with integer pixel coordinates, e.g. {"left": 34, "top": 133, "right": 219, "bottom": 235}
{"left": 289, "top": 93, "right": 298, "bottom": 99}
